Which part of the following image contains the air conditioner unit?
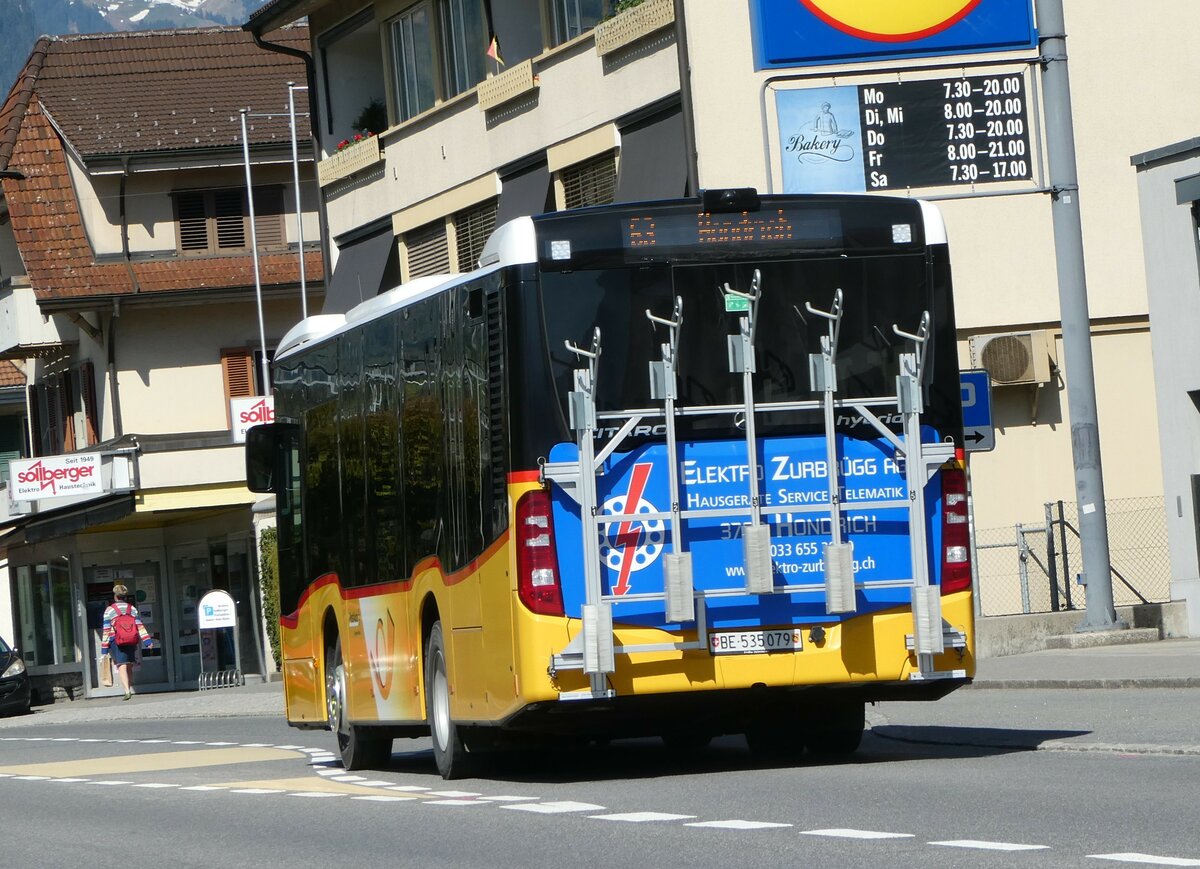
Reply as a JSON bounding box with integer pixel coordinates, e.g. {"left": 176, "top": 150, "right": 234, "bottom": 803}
{"left": 969, "top": 330, "right": 1057, "bottom": 386}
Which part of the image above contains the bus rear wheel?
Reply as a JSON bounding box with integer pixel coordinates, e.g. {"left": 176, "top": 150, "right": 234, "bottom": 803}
{"left": 425, "top": 621, "right": 474, "bottom": 780}
{"left": 802, "top": 701, "right": 865, "bottom": 758}
{"left": 325, "top": 637, "right": 392, "bottom": 770}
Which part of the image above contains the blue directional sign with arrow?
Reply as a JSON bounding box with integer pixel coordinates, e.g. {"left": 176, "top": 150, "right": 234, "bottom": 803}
{"left": 960, "top": 369, "right": 994, "bottom": 452}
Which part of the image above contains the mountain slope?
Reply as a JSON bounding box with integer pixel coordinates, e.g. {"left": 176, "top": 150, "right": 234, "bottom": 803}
{"left": 0, "top": 0, "right": 262, "bottom": 98}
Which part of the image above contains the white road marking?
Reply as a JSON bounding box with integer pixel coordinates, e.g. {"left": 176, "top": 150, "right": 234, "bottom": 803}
{"left": 1088, "top": 855, "right": 1200, "bottom": 867}
{"left": 932, "top": 840, "right": 1049, "bottom": 852}
{"left": 14, "top": 775, "right": 51, "bottom": 780}
{"left": 478, "top": 795, "right": 540, "bottom": 802}
{"left": 49, "top": 778, "right": 91, "bottom": 783}
{"left": 591, "top": 812, "right": 697, "bottom": 823}
{"left": 230, "top": 788, "right": 286, "bottom": 794}
{"left": 138, "top": 739, "right": 170, "bottom": 744}
{"left": 133, "top": 783, "right": 180, "bottom": 789}
{"left": 52, "top": 738, "right": 78, "bottom": 742}
{"left": 172, "top": 741, "right": 203, "bottom": 745}
{"left": 802, "top": 828, "right": 915, "bottom": 840}
{"left": 180, "top": 786, "right": 227, "bottom": 791}
{"left": 503, "top": 801, "right": 606, "bottom": 814}
{"left": 386, "top": 785, "right": 431, "bottom": 792}
{"left": 687, "top": 820, "right": 794, "bottom": 830}
{"left": 353, "top": 795, "right": 415, "bottom": 802}
{"left": 290, "top": 792, "right": 347, "bottom": 798}
{"left": 427, "top": 799, "right": 489, "bottom": 807}
{"left": 205, "top": 742, "right": 237, "bottom": 746}
{"left": 273, "top": 744, "right": 305, "bottom": 750}
{"left": 353, "top": 780, "right": 395, "bottom": 787}
{"left": 331, "top": 775, "right": 367, "bottom": 782}
{"left": 89, "top": 781, "right": 134, "bottom": 786}
{"left": 429, "top": 790, "right": 481, "bottom": 798}
{"left": 315, "top": 769, "right": 343, "bottom": 776}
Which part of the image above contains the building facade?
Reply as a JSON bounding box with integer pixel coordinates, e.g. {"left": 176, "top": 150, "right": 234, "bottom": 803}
{"left": 244, "top": 0, "right": 1197, "bottom": 632}
{"left": 0, "top": 25, "right": 324, "bottom": 699}
{"left": 1131, "top": 138, "right": 1200, "bottom": 637}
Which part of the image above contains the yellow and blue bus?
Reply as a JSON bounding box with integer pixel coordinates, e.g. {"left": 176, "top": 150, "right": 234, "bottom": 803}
{"left": 246, "top": 189, "right": 974, "bottom": 779}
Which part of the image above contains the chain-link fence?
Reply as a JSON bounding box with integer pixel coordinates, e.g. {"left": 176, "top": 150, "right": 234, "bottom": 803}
{"left": 975, "top": 497, "right": 1171, "bottom": 617}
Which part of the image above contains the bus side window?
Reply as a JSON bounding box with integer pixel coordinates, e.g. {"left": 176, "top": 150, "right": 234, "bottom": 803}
{"left": 401, "top": 297, "right": 445, "bottom": 570}
{"left": 364, "top": 315, "right": 403, "bottom": 584}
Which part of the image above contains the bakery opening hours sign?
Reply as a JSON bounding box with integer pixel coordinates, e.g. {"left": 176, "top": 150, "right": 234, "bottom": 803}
{"left": 752, "top": 0, "right": 1036, "bottom": 69}
{"left": 776, "top": 69, "right": 1035, "bottom": 194}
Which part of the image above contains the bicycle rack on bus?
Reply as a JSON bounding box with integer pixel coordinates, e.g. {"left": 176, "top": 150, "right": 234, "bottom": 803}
{"left": 542, "top": 271, "right": 966, "bottom": 699}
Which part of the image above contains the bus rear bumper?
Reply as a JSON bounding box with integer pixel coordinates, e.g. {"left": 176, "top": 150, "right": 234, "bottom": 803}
{"left": 495, "top": 676, "right": 969, "bottom": 738}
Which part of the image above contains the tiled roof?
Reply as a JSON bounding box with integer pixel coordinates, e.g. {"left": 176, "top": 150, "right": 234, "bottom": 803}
{"left": 24, "top": 25, "right": 312, "bottom": 158}
{"left": 0, "top": 360, "right": 25, "bottom": 388}
{"left": 0, "top": 27, "right": 324, "bottom": 305}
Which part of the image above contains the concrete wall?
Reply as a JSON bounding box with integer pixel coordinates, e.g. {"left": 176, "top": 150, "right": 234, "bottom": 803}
{"left": 1133, "top": 148, "right": 1200, "bottom": 637}
{"left": 681, "top": 0, "right": 1196, "bottom": 538}
{"left": 114, "top": 299, "right": 306, "bottom": 437}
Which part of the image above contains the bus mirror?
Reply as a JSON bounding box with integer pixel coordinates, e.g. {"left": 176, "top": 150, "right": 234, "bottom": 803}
{"left": 245, "top": 424, "right": 279, "bottom": 493}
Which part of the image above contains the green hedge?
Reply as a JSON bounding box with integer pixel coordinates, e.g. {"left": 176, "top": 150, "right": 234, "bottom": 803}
{"left": 259, "top": 526, "right": 281, "bottom": 670}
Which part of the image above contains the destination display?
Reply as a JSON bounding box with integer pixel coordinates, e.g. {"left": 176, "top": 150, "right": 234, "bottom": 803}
{"left": 777, "top": 70, "right": 1035, "bottom": 194}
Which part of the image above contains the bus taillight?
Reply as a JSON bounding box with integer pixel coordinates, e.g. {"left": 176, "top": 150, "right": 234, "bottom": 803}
{"left": 516, "top": 489, "right": 565, "bottom": 616}
{"left": 940, "top": 466, "right": 972, "bottom": 594}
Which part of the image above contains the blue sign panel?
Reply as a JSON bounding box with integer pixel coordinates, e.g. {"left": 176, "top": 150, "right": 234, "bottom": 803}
{"left": 960, "top": 369, "right": 995, "bottom": 451}
{"left": 751, "top": 0, "right": 1037, "bottom": 70}
{"left": 549, "top": 430, "right": 946, "bottom": 630}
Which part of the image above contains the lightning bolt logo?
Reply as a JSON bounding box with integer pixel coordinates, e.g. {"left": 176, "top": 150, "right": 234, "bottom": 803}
{"left": 600, "top": 463, "right": 664, "bottom": 596}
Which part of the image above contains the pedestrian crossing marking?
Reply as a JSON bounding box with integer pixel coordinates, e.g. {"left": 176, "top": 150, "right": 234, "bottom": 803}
{"left": 0, "top": 746, "right": 301, "bottom": 778}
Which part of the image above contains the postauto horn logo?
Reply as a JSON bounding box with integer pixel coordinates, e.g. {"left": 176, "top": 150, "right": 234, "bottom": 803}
{"left": 800, "top": 0, "right": 981, "bottom": 42}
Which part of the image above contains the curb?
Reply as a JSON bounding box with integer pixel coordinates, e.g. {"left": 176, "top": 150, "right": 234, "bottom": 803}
{"left": 967, "top": 678, "right": 1200, "bottom": 690}
{"left": 868, "top": 725, "right": 1200, "bottom": 758}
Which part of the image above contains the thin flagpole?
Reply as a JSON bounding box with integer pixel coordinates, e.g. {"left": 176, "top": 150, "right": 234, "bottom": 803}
{"left": 287, "top": 82, "right": 309, "bottom": 320}
{"left": 240, "top": 108, "right": 270, "bottom": 393}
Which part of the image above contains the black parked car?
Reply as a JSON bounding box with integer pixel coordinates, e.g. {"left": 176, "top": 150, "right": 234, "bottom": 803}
{"left": 0, "top": 635, "right": 31, "bottom": 716}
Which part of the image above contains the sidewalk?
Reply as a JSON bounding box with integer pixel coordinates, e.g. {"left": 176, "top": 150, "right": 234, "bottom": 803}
{"left": 972, "top": 636, "right": 1200, "bottom": 689}
{"left": 0, "top": 679, "right": 285, "bottom": 729}
{"left": 3, "top": 638, "right": 1197, "bottom": 731}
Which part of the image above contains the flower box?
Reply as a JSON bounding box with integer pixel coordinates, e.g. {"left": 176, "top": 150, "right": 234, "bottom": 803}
{"left": 594, "top": 0, "right": 675, "bottom": 58}
{"left": 317, "top": 135, "right": 382, "bottom": 187}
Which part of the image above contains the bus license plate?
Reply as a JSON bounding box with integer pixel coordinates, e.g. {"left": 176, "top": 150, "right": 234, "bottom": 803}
{"left": 709, "top": 629, "right": 803, "bottom": 655}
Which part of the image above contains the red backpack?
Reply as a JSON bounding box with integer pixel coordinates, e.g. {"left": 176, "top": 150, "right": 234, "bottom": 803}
{"left": 112, "top": 606, "right": 139, "bottom": 645}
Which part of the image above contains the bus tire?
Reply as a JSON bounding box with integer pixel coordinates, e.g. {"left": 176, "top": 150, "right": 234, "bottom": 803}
{"left": 744, "top": 723, "right": 804, "bottom": 762}
{"left": 424, "top": 621, "right": 474, "bottom": 780}
{"left": 803, "top": 701, "right": 865, "bottom": 758}
{"left": 326, "top": 636, "right": 392, "bottom": 771}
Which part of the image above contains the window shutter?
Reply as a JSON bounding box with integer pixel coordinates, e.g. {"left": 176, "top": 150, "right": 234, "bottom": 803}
{"left": 80, "top": 361, "right": 99, "bottom": 446}
{"left": 561, "top": 151, "right": 617, "bottom": 210}
{"left": 214, "top": 189, "right": 246, "bottom": 250}
{"left": 177, "top": 192, "right": 209, "bottom": 251}
{"left": 40, "top": 375, "right": 66, "bottom": 454}
{"left": 405, "top": 219, "right": 450, "bottom": 279}
{"left": 27, "top": 385, "right": 44, "bottom": 457}
{"left": 57, "top": 372, "right": 76, "bottom": 452}
{"left": 454, "top": 198, "right": 497, "bottom": 271}
{"left": 222, "top": 348, "right": 256, "bottom": 401}
{"left": 253, "top": 186, "right": 285, "bottom": 249}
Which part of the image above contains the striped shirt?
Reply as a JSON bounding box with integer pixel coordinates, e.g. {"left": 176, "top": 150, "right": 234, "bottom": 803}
{"left": 100, "top": 601, "right": 153, "bottom": 651}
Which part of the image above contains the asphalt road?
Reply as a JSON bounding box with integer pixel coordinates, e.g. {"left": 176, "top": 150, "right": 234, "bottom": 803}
{"left": 2, "top": 689, "right": 1197, "bottom": 869}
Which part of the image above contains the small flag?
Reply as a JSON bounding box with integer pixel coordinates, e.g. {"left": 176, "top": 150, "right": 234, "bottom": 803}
{"left": 486, "top": 34, "right": 505, "bottom": 67}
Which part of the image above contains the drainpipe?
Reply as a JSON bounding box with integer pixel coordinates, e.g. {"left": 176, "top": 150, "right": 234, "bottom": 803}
{"left": 108, "top": 298, "right": 122, "bottom": 438}
{"left": 249, "top": 31, "right": 333, "bottom": 296}
{"left": 673, "top": 0, "right": 700, "bottom": 196}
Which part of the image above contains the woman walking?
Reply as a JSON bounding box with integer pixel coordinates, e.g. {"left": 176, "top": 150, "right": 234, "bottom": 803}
{"left": 100, "top": 583, "right": 154, "bottom": 700}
